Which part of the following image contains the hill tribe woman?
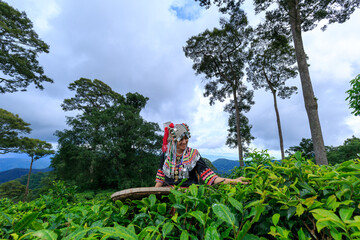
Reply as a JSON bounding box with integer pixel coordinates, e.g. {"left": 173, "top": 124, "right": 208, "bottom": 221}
{"left": 155, "top": 122, "right": 247, "bottom": 187}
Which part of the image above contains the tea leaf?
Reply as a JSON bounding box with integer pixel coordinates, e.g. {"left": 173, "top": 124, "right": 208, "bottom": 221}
{"left": 204, "top": 226, "right": 220, "bottom": 240}
{"left": 157, "top": 203, "right": 166, "bottom": 215}
{"left": 120, "top": 205, "right": 128, "bottom": 216}
{"left": 212, "top": 203, "right": 236, "bottom": 226}
{"left": 189, "top": 210, "right": 206, "bottom": 226}
{"left": 0, "top": 211, "right": 13, "bottom": 224}
{"left": 296, "top": 204, "right": 304, "bottom": 216}
{"left": 228, "top": 197, "right": 243, "bottom": 214}
{"left": 272, "top": 214, "right": 280, "bottom": 226}
{"left": 311, "top": 209, "right": 342, "bottom": 222}
{"left": 339, "top": 208, "right": 354, "bottom": 221}
{"left": 297, "top": 228, "right": 309, "bottom": 240}
{"left": 162, "top": 222, "right": 173, "bottom": 238}
{"left": 189, "top": 184, "right": 198, "bottom": 197}
{"left": 149, "top": 194, "right": 157, "bottom": 207}
{"left": 180, "top": 230, "right": 189, "bottom": 240}
{"left": 98, "top": 225, "right": 137, "bottom": 240}
{"left": 238, "top": 220, "right": 252, "bottom": 239}
{"left": 351, "top": 232, "right": 360, "bottom": 238}
{"left": 330, "top": 229, "right": 342, "bottom": 240}
{"left": 27, "top": 230, "right": 57, "bottom": 240}
{"left": 14, "top": 212, "right": 40, "bottom": 232}
{"left": 63, "top": 228, "right": 91, "bottom": 240}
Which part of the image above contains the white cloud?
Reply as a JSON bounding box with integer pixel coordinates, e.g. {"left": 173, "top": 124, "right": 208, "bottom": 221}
{"left": 1, "top": 1, "right": 360, "bottom": 167}
{"left": 8, "top": 0, "right": 61, "bottom": 34}
{"left": 345, "top": 115, "right": 360, "bottom": 137}
{"left": 304, "top": 11, "right": 360, "bottom": 83}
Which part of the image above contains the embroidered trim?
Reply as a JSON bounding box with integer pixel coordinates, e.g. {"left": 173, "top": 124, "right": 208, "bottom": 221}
{"left": 155, "top": 169, "right": 165, "bottom": 183}
{"left": 200, "top": 168, "right": 218, "bottom": 185}
{"left": 162, "top": 147, "right": 200, "bottom": 180}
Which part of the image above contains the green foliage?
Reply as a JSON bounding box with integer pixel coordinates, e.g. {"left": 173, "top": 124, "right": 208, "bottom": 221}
{"left": 288, "top": 136, "right": 360, "bottom": 165}
{"left": 47, "top": 180, "right": 78, "bottom": 203}
{"left": 17, "top": 172, "right": 50, "bottom": 192}
{"left": 19, "top": 138, "right": 54, "bottom": 201}
{"left": 327, "top": 136, "right": 360, "bottom": 165}
{"left": 20, "top": 138, "right": 54, "bottom": 161}
{"left": 286, "top": 138, "right": 315, "bottom": 160}
{"left": 346, "top": 74, "right": 360, "bottom": 116}
{"left": 0, "top": 1, "right": 53, "bottom": 93}
{"left": 52, "top": 78, "right": 162, "bottom": 190}
{"left": 0, "top": 180, "right": 25, "bottom": 201}
{"left": 1, "top": 152, "right": 359, "bottom": 239}
{"left": 0, "top": 108, "right": 31, "bottom": 154}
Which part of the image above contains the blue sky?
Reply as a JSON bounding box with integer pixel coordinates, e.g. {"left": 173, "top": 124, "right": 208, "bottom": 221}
{"left": 1, "top": 0, "right": 360, "bottom": 171}
{"left": 170, "top": 1, "right": 202, "bottom": 20}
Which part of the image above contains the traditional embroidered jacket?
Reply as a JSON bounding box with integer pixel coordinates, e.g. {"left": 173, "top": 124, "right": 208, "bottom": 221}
{"left": 155, "top": 147, "right": 218, "bottom": 187}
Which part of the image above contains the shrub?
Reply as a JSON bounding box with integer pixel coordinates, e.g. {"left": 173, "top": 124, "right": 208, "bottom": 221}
{"left": 0, "top": 151, "right": 359, "bottom": 239}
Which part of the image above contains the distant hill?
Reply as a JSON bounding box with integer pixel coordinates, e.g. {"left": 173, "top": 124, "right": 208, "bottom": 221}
{"left": 212, "top": 158, "right": 240, "bottom": 175}
{"left": 0, "top": 154, "right": 53, "bottom": 172}
{"left": 0, "top": 168, "right": 53, "bottom": 184}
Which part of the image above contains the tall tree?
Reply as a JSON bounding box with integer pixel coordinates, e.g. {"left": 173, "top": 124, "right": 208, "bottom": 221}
{"left": 0, "top": 0, "right": 53, "bottom": 93}
{"left": 247, "top": 20, "right": 298, "bottom": 160}
{"left": 183, "top": 10, "right": 253, "bottom": 166}
{"left": 20, "top": 137, "right": 54, "bottom": 201}
{"left": 195, "top": 1, "right": 360, "bottom": 165}
{"left": 0, "top": 108, "right": 31, "bottom": 154}
{"left": 21, "top": 138, "right": 55, "bottom": 201}
{"left": 224, "top": 87, "right": 255, "bottom": 153}
{"left": 52, "top": 78, "right": 161, "bottom": 189}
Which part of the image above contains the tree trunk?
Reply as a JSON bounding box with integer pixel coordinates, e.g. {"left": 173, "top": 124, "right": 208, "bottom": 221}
{"left": 24, "top": 156, "right": 34, "bottom": 201}
{"left": 263, "top": 69, "right": 285, "bottom": 160}
{"left": 288, "top": 0, "right": 328, "bottom": 165}
{"left": 233, "top": 88, "right": 244, "bottom": 166}
{"left": 271, "top": 89, "right": 285, "bottom": 160}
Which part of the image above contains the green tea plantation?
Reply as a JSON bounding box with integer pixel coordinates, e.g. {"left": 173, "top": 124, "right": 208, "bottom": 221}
{"left": 1, "top": 152, "right": 359, "bottom": 239}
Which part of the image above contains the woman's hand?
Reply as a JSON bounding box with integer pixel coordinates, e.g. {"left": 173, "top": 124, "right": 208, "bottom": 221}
{"left": 234, "top": 176, "right": 249, "bottom": 185}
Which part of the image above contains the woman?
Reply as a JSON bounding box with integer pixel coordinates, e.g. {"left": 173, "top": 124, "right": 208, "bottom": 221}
{"left": 155, "top": 122, "right": 247, "bottom": 187}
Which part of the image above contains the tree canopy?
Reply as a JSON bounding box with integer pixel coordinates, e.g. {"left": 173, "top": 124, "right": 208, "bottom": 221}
{"left": 327, "top": 136, "right": 360, "bottom": 165}
{"left": 0, "top": 108, "right": 31, "bottom": 154}
{"left": 0, "top": 0, "right": 53, "bottom": 93}
{"left": 183, "top": 10, "right": 254, "bottom": 166}
{"left": 52, "top": 78, "right": 161, "bottom": 190}
{"left": 20, "top": 137, "right": 54, "bottom": 201}
{"left": 287, "top": 136, "right": 360, "bottom": 165}
{"left": 246, "top": 19, "right": 298, "bottom": 159}
{"left": 286, "top": 138, "right": 314, "bottom": 160}
{"left": 224, "top": 88, "right": 254, "bottom": 152}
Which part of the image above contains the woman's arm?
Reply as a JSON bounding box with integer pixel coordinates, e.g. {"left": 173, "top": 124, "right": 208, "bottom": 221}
{"left": 213, "top": 176, "right": 248, "bottom": 185}
{"left": 155, "top": 182, "right": 164, "bottom": 187}
{"left": 154, "top": 153, "right": 166, "bottom": 187}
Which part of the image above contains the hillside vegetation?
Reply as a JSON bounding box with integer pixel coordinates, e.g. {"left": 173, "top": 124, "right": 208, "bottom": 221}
{"left": 1, "top": 152, "right": 359, "bottom": 240}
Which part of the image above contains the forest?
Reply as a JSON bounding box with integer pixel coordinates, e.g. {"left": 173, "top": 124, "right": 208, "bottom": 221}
{"left": 1, "top": 0, "right": 360, "bottom": 239}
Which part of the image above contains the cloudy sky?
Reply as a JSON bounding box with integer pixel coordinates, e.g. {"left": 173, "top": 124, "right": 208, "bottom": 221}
{"left": 1, "top": 0, "right": 360, "bottom": 168}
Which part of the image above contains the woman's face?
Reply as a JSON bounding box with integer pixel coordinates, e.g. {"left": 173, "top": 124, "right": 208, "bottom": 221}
{"left": 177, "top": 136, "right": 189, "bottom": 153}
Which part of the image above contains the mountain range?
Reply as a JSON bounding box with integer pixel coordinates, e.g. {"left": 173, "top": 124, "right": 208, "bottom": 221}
{"left": 0, "top": 154, "right": 53, "bottom": 172}
{"left": 0, "top": 168, "right": 53, "bottom": 184}
{"left": 212, "top": 158, "right": 240, "bottom": 175}
{"left": 0, "top": 157, "right": 241, "bottom": 184}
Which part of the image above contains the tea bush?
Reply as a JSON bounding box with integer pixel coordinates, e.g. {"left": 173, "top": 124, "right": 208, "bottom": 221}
{"left": 0, "top": 152, "right": 359, "bottom": 239}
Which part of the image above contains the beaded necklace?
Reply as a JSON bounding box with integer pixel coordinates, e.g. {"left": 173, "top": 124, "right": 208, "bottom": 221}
{"left": 174, "top": 154, "right": 183, "bottom": 182}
